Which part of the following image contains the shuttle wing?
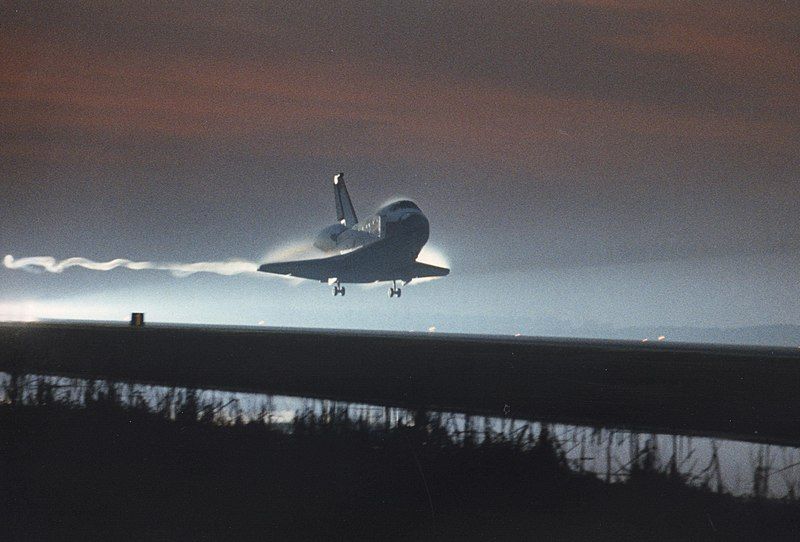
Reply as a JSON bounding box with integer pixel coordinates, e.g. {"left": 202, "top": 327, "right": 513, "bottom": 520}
{"left": 258, "top": 241, "right": 449, "bottom": 283}
{"left": 410, "top": 261, "right": 450, "bottom": 278}
{"left": 258, "top": 253, "right": 348, "bottom": 282}
{"left": 258, "top": 241, "right": 381, "bottom": 282}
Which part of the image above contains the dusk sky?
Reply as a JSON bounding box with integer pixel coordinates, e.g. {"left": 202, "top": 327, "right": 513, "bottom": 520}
{"left": 2, "top": 1, "right": 798, "bottom": 335}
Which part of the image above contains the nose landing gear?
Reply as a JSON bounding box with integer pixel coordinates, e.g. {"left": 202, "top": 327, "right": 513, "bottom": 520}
{"left": 388, "top": 280, "right": 402, "bottom": 298}
{"left": 332, "top": 282, "right": 346, "bottom": 296}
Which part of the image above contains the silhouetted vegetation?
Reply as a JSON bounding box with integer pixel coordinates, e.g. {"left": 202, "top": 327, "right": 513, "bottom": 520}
{"left": 3, "top": 375, "right": 800, "bottom": 540}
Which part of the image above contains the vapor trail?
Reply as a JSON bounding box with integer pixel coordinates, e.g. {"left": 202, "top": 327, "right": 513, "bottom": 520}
{"left": 3, "top": 255, "right": 259, "bottom": 277}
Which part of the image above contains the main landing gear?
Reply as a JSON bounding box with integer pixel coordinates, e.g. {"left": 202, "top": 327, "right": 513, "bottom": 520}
{"left": 332, "top": 282, "right": 346, "bottom": 296}
{"left": 388, "top": 280, "right": 402, "bottom": 298}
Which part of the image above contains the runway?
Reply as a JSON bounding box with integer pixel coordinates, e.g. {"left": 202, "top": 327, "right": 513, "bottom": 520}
{"left": 2, "top": 321, "right": 799, "bottom": 445}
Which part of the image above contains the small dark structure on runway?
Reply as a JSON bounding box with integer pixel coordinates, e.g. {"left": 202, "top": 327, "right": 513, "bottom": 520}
{"left": 129, "top": 313, "right": 144, "bottom": 327}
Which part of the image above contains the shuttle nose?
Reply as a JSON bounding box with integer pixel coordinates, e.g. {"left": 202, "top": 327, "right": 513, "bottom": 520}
{"left": 400, "top": 211, "right": 429, "bottom": 236}
{"left": 385, "top": 209, "right": 429, "bottom": 249}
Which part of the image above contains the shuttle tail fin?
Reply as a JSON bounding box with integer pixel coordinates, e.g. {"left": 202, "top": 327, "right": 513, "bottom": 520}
{"left": 334, "top": 173, "right": 358, "bottom": 227}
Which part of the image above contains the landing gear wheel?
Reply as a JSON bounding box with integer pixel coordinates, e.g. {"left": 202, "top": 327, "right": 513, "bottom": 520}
{"left": 332, "top": 284, "right": 346, "bottom": 296}
{"left": 388, "top": 280, "right": 403, "bottom": 298}
{"left": 388, "top": 282, "right": 402, "bottom": 298}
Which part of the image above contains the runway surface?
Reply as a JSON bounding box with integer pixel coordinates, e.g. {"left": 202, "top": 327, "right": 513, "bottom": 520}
{"left": 2, "top": 321, "right": 799, "bottom": 445}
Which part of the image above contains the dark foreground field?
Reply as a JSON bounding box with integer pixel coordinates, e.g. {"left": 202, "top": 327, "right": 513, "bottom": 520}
{"left": 3, "top": 323, "right": 800, "bottom": 539}
{"left": 3, "top": 381, "right": 800, "bottom": 541}
{"left": 2, "top": 322, "right": 800, "bottom": 444}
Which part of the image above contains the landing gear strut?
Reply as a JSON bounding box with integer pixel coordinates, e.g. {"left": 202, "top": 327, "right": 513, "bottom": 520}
{"left": 332, "top": 282, "right": 346, "bottom": 296}
{"left": 388, "top": 280, "right": 402, "bottom": 298}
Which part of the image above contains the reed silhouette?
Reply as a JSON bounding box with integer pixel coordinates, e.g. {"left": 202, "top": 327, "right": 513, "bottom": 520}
{"left": 3, "top": 374, "right": 800, "bottom": 540}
